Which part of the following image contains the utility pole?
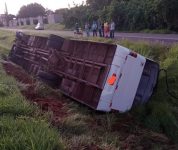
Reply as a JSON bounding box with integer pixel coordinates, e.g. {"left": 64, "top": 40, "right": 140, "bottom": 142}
{"left": 5, "top": 2, "right": 8, "bottom": 15}
{"left": 5, "top": 2, "right": 9, "bottom": 26}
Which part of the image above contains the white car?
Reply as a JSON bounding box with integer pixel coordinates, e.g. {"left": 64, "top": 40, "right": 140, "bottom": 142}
{"left": 35, "top": 23, "right": 44, "bottom": 30}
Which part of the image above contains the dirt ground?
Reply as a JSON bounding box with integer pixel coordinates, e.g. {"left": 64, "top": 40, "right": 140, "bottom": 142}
{"left": 3, "top": 61, "right": 67, "bottom": 125}
{"left": 2, "top": 61, "right": 178, "bottom": 150}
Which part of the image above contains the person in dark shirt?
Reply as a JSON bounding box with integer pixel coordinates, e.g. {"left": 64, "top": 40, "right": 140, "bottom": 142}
{"left": 85, "top": 22, "right": 90, "bottom": 37}
{"left": 98, "top": 20, "right": 102, "bottom": 37}
{"left": 75, "top": 22, "right": 79, "bottom": 33}
{"left": 92, "top": 21, "right": 98, "bottom": 37}
{"left": 102, "top": 22, "right": 104, "bottom": 37}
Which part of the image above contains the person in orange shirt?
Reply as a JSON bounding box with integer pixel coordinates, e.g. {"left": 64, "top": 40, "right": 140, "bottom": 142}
{"left": 104, "top": 22, "right": 109, "bottom": 38}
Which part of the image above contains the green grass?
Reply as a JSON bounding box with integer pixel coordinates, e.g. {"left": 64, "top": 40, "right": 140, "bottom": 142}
{"left": 117, "top": 29, "right": 177, "bottom": 34}
{"left": 126, "top": 43, "right": 178, "bottom": 142}
{"left": 9, "top": 23, "right": 65, "bottom": 31}
{"left": 0, "top": 30, "right": 64, "bottom": 150}
{"left": 0, "top": 70, "right": 35, "bottom": 116}
{"left": 0, "top": 64, "right": 64, "bottom": 150}
{"left": 12, "top": 25, "right": 35, "bottom": 30}
{"left": 58, "top": 100, "right": 121, "bottom": 149}
{"left": 0, "top": 30, "right": 15, "bottom": 55}
{"left": 140, "top": 29, "right": 177, "bottom": 34}
{"left": 44, "top": 23, "right": 66, "bottom": 30}
{"left": 0, "top": 116, "right": 63, "bottom": 150}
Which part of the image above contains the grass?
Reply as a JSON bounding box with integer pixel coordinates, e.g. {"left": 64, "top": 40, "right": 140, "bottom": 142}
{"left": 140, "top": 29, "right": 177, "bottom": 34}
{"left": 44, "top": 23, "right": 66, "bottom": 30}
{"left": 58, "top": 101, "right": 121, "bottom": 149}
{"left": 0, "top": 30, "right": 64, "bottom": 150}
{"left": 120, "top": 41, "right": 178, "bottom": 142}
{"left": 0, "top": 73, "right": 35, "bottom": 116}
{"left": 116, "top": 29, "right": 177, "bottom": 34}
{"left": 0, "top": 30, "right": 15, "bottom": 55}
{"left": 0, "top": 29, "right": 178, "bottom": 149}
{"left": 0, "top": 116, "right": 63, "bottom": 150}
{"left": 9, "top": 23, "right": 65, "bottom": 31}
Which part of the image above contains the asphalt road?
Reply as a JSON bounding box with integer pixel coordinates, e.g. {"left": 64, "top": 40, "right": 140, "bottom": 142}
{"left": 1, "top": 27, "right": 178, "bottom": 44}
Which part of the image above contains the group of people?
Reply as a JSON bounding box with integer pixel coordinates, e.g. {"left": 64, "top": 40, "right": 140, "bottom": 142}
{"left": 84, "top": 21, "right": 115, "bottom": 38}
{"left": 75, "top": 20, "right": 115, "bottom": 38}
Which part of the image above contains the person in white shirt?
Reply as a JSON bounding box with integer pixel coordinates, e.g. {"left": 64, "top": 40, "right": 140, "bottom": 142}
{"left": 92, "top": 21, "right": 98, "bottom": 37}
{"left": 110, "top": 21, "right": 115, "bottom": 38}
{"left": 85, "top": 22, "right": 90, "bottom": 37}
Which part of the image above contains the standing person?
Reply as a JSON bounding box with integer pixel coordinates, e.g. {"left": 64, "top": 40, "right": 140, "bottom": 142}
{"left": 85, "top": 22, "right": 90, "bottom": 37}
{"left": 104, "top": 22, "right": 109, "bottom": 38}
{"left": 110, "top": 21, "right": 115, "bottom": 38}
{"left": 102, "top": 22, "right": 104, "bottom": 37}
{"left": 75, "top": 22, "right": 79, "bottom": 34}
{"left": 92, "top": 21, "right": 97, "bottom": 37}
{"left": 98, "top": 20, "right": 102, "bottom": 37}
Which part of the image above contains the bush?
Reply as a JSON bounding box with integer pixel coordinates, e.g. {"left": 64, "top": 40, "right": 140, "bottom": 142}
{"left": 132, "top": 44, "right": 178, "bottom": 142}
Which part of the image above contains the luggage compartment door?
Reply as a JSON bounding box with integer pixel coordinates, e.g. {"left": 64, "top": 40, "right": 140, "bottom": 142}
{"left": 111, "top": 55, "right": 146, "bottom": 112}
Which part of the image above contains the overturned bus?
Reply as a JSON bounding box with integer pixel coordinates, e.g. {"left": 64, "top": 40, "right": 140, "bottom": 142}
{"left": 9, "top": 32, "right": 159, "bottom": 112}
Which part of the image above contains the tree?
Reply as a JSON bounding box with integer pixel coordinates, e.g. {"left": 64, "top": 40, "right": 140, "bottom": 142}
{"left": 18, "top": 3, "right": 45, "bottom": 18}
{"left": 86, "top": 0, "right": 111, "bottom": 10}
{"left": 55, "top": 8, "right": 68, "bottom": 16}
{"left": 62, "top": 5, "right": 89, "bottom": 28}
{"left": 8, "top": 14, "right": 16, "bottom": 20}
{"left": 107, "top": 0, "right": 128, "bottom": 30}
{"left": 59, "top": 0, "right": 178, "bottom": 31}
{"left": 156, "top": 0, "right": 178, "bottom": 30}
{"left": 45, "top": 9, "right": 54, "bottom": 15}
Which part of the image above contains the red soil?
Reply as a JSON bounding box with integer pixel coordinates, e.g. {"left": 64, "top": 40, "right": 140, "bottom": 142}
{"left": 2, "top": 61, "right": 67, "bottom": 124}
{"left": 32, "top": 98, "right": 67, "bottom": 124}
{"left": 3, "top": 61, "right": 34, "bottom": 84}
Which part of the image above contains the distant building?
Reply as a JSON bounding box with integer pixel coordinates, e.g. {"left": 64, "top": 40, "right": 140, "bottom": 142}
{"left": 48, "top": 13, "right": 63, "bottom": 24}
{"left": 0, "top": 3, "right": 9, "bottom": 26}
{"left": 0, "top": 14, "right": 8, "bottom": 26}
{"left": 8, "top": 13, "right": 63, "bottom": 27}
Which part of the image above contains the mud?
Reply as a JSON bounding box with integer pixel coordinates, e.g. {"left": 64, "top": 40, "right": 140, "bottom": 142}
{"left": 2, "top": 61, "right": 67, "bottom": 124}
{"left": 33, "top": 98, "right": 67, "bottom": 124}
{"left": 3, "top": 61, "right": 34, "bottom": 84}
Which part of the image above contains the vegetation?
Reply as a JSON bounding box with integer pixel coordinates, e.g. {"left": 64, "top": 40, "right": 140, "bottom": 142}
{"left": 0, "top": 116, "right": 63, "bottom": 150}
{"left": 120, "top": 40, "right": 178, "bottom": 141}
{"left": 0, "top": 30, "right": 15, "bottom": 55}
{"left": 140, "top": 29, "right": 177, "bottom": 34}
{"left": 10, "top": 0, "right": 178, "bottom": 33}
{"left": 0, "top": 30, "right": 64, "bottom": 150}
{"left": 18, "top": 3, "right": 45, "bottom": 18}
{"left": 58, "top": 0, "right": 178, "bottom": 32}
{"left": 13, "top": 23, "right": 65, "bottom": 31}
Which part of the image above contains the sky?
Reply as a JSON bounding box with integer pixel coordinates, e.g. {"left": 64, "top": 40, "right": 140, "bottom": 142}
{"left": 0, "top": 0, "right": 85, "bottom": 15}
